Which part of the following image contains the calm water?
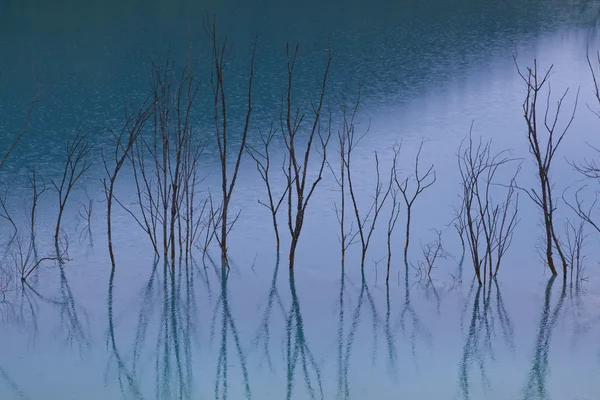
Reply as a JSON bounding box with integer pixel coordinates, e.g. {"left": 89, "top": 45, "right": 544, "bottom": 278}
{"left": 1, "top": 0, "right": 600, "bottom": 399}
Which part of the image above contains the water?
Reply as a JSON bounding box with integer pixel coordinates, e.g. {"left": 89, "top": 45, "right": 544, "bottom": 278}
{"left": 1, "top": 0, "right": 600, "bottom": 399}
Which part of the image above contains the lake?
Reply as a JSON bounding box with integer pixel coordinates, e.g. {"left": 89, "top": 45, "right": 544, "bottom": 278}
{"left": 1, "top": 0, "right": 600, "bottom": 399}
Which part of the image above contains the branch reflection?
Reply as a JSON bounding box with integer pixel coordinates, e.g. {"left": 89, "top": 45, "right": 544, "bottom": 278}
{"left": 522, "top": 276, "right": 566, "bottom": 400}
{"left": 106, "top": 256, "right": 200, "bottom": 399}
{"left": 336, "top": 269, "right": 397, "bottom": 399}
{"left": 0, "top": 365, "right": 31, "bottom": 400}
{"left": 252, "top": 253, "right": 286, "bottom": 373}
{"left": 458, "top": 278, "right": 515, "bottom": 400}
{"left": 285, "top": 268, "right": 323, "bottom": 400}
{"left": 209, "top": 254, "right": 252, "bottom": 400}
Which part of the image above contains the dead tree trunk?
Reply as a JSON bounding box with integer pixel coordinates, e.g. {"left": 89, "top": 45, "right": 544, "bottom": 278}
{"left": 206, "top": 18, "right": 256, "bottom": 266}
{"left": 514, "top": 56, "right": 578, "bottom": 277}
{"left": 341, "top": 94, "right": 393, "bottom": 269}
{"left": 103, "top": 100, "right": 152, "bottom": 267}
{"left": 282, "top": 43, "right": 332, "bottom": 270}
{"left": 52, "top": 126, "right": 92, "bottom": 245}
{"left": 457, "top": 132, "right": 520, "bottom": 285}
{"left": 395, "top": 139, "right": 436, "bottom": 265}
{"left": 246, "top": 124, "right": 290, "bottom": 254}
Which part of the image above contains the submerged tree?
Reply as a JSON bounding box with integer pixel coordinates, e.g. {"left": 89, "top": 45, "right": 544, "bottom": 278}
{"left": 457, "top": 133, "right": 520, "bottom": 285}
{"left": 331, "top": 93, "right": 394, "bottom": 269}
{"left": 567, "top": 50, "right": 600, "bottom": 247}
{"left": 122, "top": 54, "right": 207, "bottom": 266}
{"left": 282, "top": 43, "right": 332, "bottom": 269}
{"left": 329, "top": 101, "right": 357, "bottom": 268}
{"left": 206, "top": 18, "right": 257, "bottom": 266}
{"left": 514, "top": 56, "right": 578, "bottom": 277}
{"left": 395, "top": 139, "right": 436, "bottom": 265}
{"left": 246, "top": 124, "right": 290, "bottom": 254}
{"left": 52, "top": 126, "right": 92, "bottom": 245}
{"left": 103, "top": 99, "right": 152, "bottom": 267}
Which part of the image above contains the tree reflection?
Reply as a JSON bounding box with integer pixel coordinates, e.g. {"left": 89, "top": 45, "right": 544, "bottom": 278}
{"left": 396, "top": 261, "right": 431, "bottom": 360}
{"left": 209, "top": 254, "right": 252, "bottom": 400}
{"left": 522, "top": 276, "right": 566, "bottom": 400}
{"left": 18, "top": 261, "right": 90, "bottom": 353}
{"left": 57, "top": 261, "right": 90, "bottom": 353}
{"left": 0, "top": 284, "right": 39, "bottom": 345}
{"left": 336, "top": 270, "right": 397, "bottom": 399}
{"left": 458, "top": 278, "right": 515, "bottom": 400}
{"left": 252, "top": 253, "right": 286, "bottom": 373}
{"left": 106, "top": 263, "right": 144, "bottom": 399}
{"left": 285, "top": 268, "right": 323, "bottom": 400}
{"left": 0, "top": 366, "right": 31, "bottom": 400}
{"left": 336, "top": 269, "right": 347, "bottom": 398}
{"left": 106, "top": 256, "right": 200, "bottom": 399}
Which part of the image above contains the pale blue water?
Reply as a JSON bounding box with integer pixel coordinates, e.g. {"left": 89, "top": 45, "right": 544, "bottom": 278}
{"left": 1, "top": 0, "right": 600, "bottom": 399}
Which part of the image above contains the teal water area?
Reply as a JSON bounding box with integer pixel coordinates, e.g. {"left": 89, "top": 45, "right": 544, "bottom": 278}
{"left": 1, "top": 0, "right": 600, "bottom": 399}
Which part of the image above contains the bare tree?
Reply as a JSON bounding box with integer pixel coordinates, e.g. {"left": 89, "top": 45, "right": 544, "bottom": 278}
{"left": 0, "top": 184, "right": 17, "bottom": 240}
{"left": 567, "top": 50, "right": 600, "bottom": 237}
{"left": 206, "top": 18, "right": 257, "bottom": 266}
{"left": 514, "top": 56, "right": 578, "bottom": 277}
{"left": 419, "top": 229, "right": 447, "bottom": 279}
{"left": 121, "top": 54, "right": 207, "bottom": 266}
{"left": 563, "top": 218, "right": 588, "bottom": 284}
{"left": 6, "top": 172, "right": 67, "bottom": 283}
{"left": 103, "top": 100, "right": 152, "bottom": 267}
{"left": 386, "top": 144, "right": 402, "bottom": 283}
{"left": 76, "top": 189, "right": 94, "bottom": 242}
{"left": 0, "top": 69, "right": 42, "bottom": 290}
{"left": 282, "top": 43, "right": 332, "bottom": 270}
{"left": 329, "top": 102, "right": 358, "bottom": 267}
{"left": 52, "top": 126, "right": 92, "bottom": 244}
{"left": 13, "top": 234, "right": 68, "bottom": 282}
{"left": 451, "top": 202, "right": 467, "bottom": 273}
{"left": 27, "top": 169, "right": 46, "bottom": 255}
{"left": 395, "top": 139, "right": 436, "bottom": 265}
{"left": 458, "top": 133, "right": 520, "bottom": 285}
{"left": 246, "top": 124, "right": 290, "bottom": 254}
{"left": 342, "top": 98, "right": 393, "bottom": 269}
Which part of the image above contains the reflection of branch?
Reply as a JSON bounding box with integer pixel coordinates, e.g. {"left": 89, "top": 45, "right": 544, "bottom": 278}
{"left": 251, "top": 253, "right": 286, "bottom": 372}
{"left": 21, "top": 259, "right": 89, "bottom": 353}
{"left": 457, "top": 278, "right": 515, "bottom": 400}
{"left": 0, "top": 284, "right": 40, "bottom": 346}
{"left": 285, "top": 269, "right": 323, "bottom": 400}
{"left": 16, "top": 285, "right": 40, "bottom": 345}
{"left": 458, "top": 282, "right": 488, "bottom": 400}
{"left": 494, "top": 279, "right": 515, "bottom": 352}
{"left": 106, "top": 265, "right": 144, "bottom": 399}
{"left": 208, "top": 254, "right": 251, "bottom": 400}
{"left": 130, "top": 259, "right": 159, "bottom": 383}
{"left": 522, "top": 276, "right": 566, "bottom": 400}
{"left": 57, "top": 261, "right": 89, "bottom": 353}
{"left": 0, "top": 365, "right": 31, "bottom": 400}
{"left": 336, "top": 269, "right": 347, "bottom": 398}
{"left": 155, "top": 260, "right": 194, "bottom": 399}
{"left": 396, "top": 262, "right": 431, "bottom": 361}
{"left": 384, "top": 283, "right": 398, "bottom": 379}
{"left": 337, "top": 271, "right": 396, "bottom": 398}
{"left": 106, "top": 256, "right": 199, "bottom": 399}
